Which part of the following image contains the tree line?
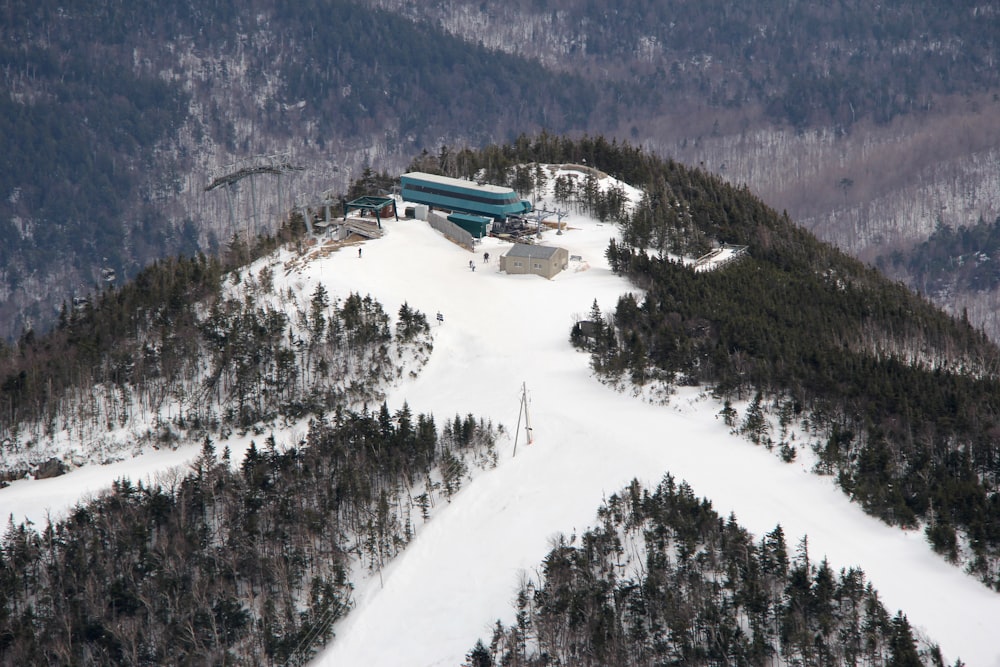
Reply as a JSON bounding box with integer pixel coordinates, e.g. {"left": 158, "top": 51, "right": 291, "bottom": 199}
{"left": 0, "top": 214, "right": 436, "bottom": 483}
{"left": 470, "top": 476, "right": 948, "bottom": 667}
{"left": 0, "top": 405, "right": 498, "bottom": 665}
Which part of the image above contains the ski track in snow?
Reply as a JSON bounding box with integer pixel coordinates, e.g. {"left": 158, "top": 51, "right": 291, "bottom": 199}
{"left": 2, "top": 181, "right": 999, "bottom": 666}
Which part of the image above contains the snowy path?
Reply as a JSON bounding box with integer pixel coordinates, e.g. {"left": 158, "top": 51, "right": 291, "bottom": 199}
{"left": 309, "top": 215, "right": 1000, "bottom": 667}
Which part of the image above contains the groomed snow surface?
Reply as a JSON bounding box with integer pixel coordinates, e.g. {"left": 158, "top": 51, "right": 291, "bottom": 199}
{"left": 2, "top": 180, "right": 999, "bottom": 665}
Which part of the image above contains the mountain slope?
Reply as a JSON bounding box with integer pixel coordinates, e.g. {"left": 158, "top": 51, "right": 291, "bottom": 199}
{"left": 302, "top": 177, "right": 997, "bottom": 667}
{"left": 5, "top": 0, "right": 1000, "bottom": 344}
{"left": 2, "top": 161, "right": 999, "bottom": 664}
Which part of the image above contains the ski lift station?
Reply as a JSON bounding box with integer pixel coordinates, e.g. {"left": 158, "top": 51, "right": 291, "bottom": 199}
{"left": 400, "top": 172, "right": 533, "bottom": 221}
{"left": 398, "top": 172, "right": 571, "bottom": 272}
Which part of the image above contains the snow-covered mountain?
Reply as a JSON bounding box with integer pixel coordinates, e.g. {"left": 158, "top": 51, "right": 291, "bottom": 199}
{"left": 7, "top": 1, "right": 1000, "bottom": 346}
{"left": 3, "top": 168, "right": 999, "bottom": 665}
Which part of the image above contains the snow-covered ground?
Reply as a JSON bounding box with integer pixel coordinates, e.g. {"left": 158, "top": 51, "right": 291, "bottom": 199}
{"left": 2, "top": 175, "right": 999, "bottom": 666}
{"left": 308, "top": 204, "right": 1000, "bottom": 667}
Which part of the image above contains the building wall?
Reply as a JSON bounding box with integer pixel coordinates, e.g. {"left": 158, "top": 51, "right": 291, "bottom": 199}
{"left": 427, "top": 211, "right": 475, "bottom": 250}
{"left": 546, "top": 247, "right": 569, "bottom": 278}
{"left": 400, "top": 172, "right": 531, "bottom": 221}
{"left": 500, "top": 247, "right": 569, "bottom": 279}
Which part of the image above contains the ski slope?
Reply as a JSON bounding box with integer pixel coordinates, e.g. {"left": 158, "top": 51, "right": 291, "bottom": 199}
{"left": 1, "top": 173, "right": 998, "bottom": 665}
{"left": 301, "top": 199, "right": 1000, "bottom": 666}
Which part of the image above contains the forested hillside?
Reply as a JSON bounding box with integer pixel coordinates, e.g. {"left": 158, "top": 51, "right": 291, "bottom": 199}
{"left": 5, "top": 0, "right": 1000, "bottom": 343}
{"left": 0, "top": 407, "right": 499, "bottom": 664}
{"left": 1, "top": 133, "right": 991, "bottom": 664}
{"left": 474, "top": 477, "right": 940, "bottom": 667}
{"left": 0, "top": 215, "right": 435, "bottom": 478}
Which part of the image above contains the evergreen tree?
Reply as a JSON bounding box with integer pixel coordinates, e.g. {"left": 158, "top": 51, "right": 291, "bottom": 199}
{"left": 741, "top": 392, "right": 768, "bottom": 446}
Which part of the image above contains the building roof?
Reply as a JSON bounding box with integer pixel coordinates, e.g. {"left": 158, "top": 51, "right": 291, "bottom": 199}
{"left": 343, "top": 195, "right": 397, "bottom": 226}
{"left": 447, "top": 212, "right": 492, "bottom": 224}
{"left": 504, "top": 243, "right": 562, "bottom": 259}
{"left": 401, "top": 172, "right": 512, "bottom": 195}
{"left": 345, "top": 195, "right": 394, "bottom": 211}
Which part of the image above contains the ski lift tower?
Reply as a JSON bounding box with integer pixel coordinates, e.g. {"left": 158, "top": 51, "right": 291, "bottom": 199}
{"left": 296, "top": 189, "right": 343, "bottom": 238}
{"left": 295, "top": 192, "right": 316, "bottom": 237}
{"left": 554, "top": 209, "right": 570, "bottom": 235}
{"left": 205, "top": 152, "right": 305, "bottom": 239}
{"left": 529, "top": 207, "right": 554, "bottom": 238}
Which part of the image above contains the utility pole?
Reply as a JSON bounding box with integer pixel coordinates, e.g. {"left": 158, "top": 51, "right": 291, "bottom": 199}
{"left": 512, "top": 382, "right": 533, "bottom": 457}
{"left": 524, "top": 382, "right": 533, "bottom": 446}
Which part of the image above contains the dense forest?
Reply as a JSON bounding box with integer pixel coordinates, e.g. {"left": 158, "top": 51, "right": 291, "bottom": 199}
{"left": 373, "top": 0, "right": 1000, "bottom": 129}
{"left": 0, "top": 406, "right": 499, "bottom": 664}
{"left": 472, "top": 476, "right": 947, "bottom": 667}
{"left": 877, "top": 216, "right": 1000, "bottom": 298}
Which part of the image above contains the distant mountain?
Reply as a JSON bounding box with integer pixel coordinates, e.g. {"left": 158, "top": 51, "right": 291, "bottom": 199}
{"left": 0, "top": 0, "right": 599, "bottom": 340}
{"left": 3, "top": 0, "right": 1000, "bottom": 343}
{"left": 369, "top": 0, "right": 1000, "bottom": 129}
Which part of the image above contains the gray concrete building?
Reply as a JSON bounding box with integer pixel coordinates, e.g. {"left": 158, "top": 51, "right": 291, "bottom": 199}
{"left": 499, "top": 244, "right": 569, "bottom": 279}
